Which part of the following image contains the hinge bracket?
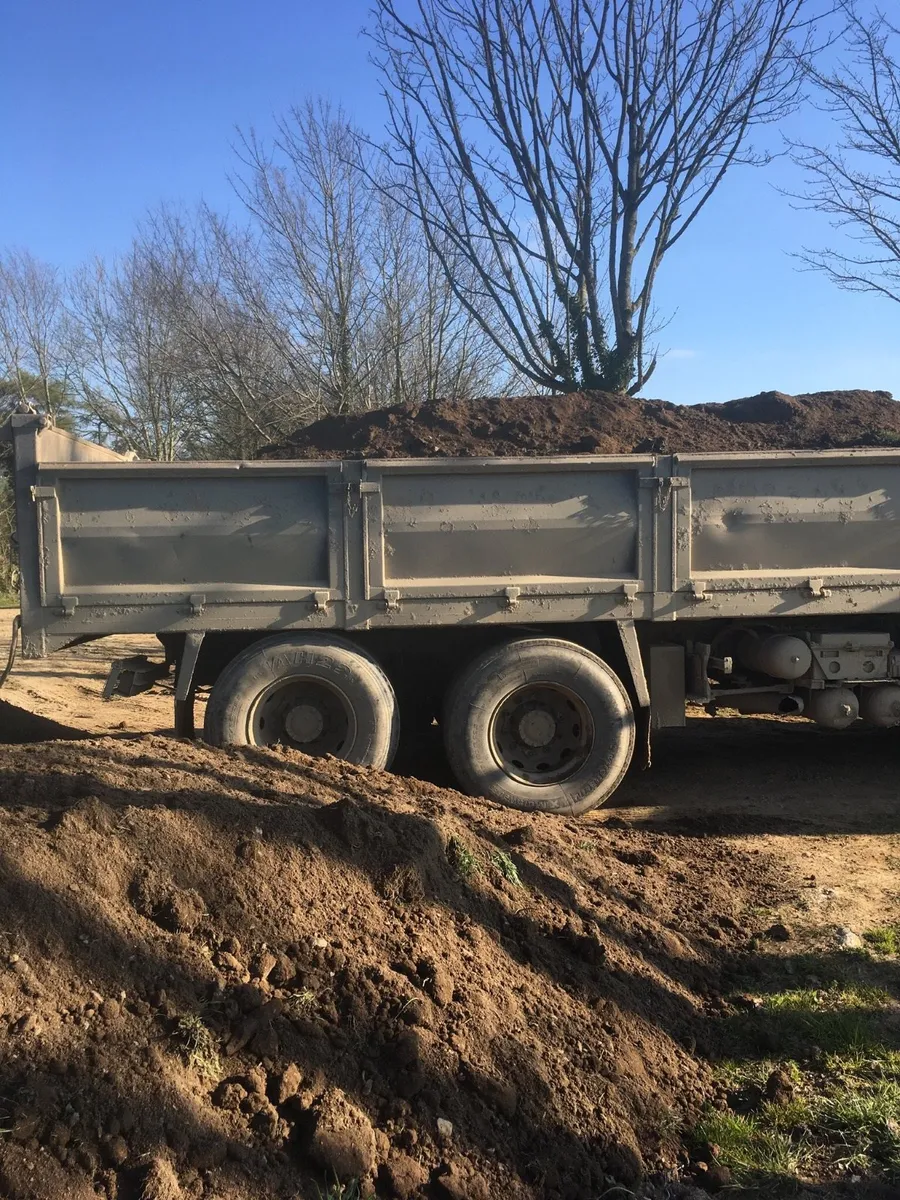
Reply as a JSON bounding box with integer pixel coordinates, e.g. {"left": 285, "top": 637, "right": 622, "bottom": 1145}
{"left": 383, "top": 589, "right": 400, "bottom": 611}
{"left": 503, "top": 586, "right": 521, "bottom": 610}
{"left": 312, "top": 590, "right": 330, "bottom": 613}
{"left": 188, "top": 593, "right": 206, "bottom": 617}
{"left": 60, "top": 595, "right": 78, "bottom": 618}
{"left": 805, "top": 578, "right": 832, "bottom": 599}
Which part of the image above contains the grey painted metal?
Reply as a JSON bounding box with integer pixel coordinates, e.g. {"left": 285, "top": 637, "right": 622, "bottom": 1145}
{"left": 8, "top": 414, "right": 900, "bottom": 657}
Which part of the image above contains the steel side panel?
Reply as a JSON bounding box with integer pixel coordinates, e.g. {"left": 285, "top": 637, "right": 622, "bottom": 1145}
{"left": 11, "top": 420, "right": 900, "bottom": 649}
{"left": 689, "top": 461, "right": 900, "bottom": 575}
{"left": 30, "top": 466, "right": 343, "bottom": 619}
{"left": 375, "top": 465, "right": 646, "bottom": 589}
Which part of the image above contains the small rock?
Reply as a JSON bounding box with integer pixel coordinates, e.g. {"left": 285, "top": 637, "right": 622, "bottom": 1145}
{"left": 502, "top": 825, "right": 534, "bottom": 846}
{"left": 99, "top": 999, "right": 121, "bottom": 1022}
{"left": 249, "top": 1101, "right": 281, "bottom": 1139}
{"left": 102, "top": 1134, "right": 129, "bottom": 1167}
{"left": 764, "top": 922, "right": 792, "bottom": 942}
{"left": 434, "top": 1160, "right": 490, "bottom": 1200}
{"left": 436, "top": 1117, "right": 453, "bottom": 1140}
{"left": 251, "top": 949, "right": 278, "bottom": 983}
{"left": 238, "top": 1064, "right": 268, "bottom": 1095}
{"left": 765, "top": 1067, "right": 795, "bottom": 1106}
{"left": 271, "top": 1062, "right": 303, "bottom": 1105}
{"left": 140, "top": 1155, "right": 183, "bottom": 1200}
{"left": 837, "top": 926, "right": 863, "bottom": 949}
{"left": 213, "top": 951, "right": 246, "bottom": 975}
{"left": 307, "top": 1087, "right": 377, "bottom": 1180}
{"left": 13, "top": 1012, "right": 39, "bottom": 1034}
{"left": 381, "top": 1152, "right": 428, "bottom": 1199}
{"left": 212, "top": 1080, "right": 247, "bottom": 1112}
{"left": 705, "top": 1163, "right": 733, "bottom": 1191}
{"left": 313, "top": 937, "right": 328, "bottom": 949}
{"left": 267, "top": 953, "right": 296, "bottom": 988}
{"left": 400, "top": 997, "right": 432, "bottom": 1027}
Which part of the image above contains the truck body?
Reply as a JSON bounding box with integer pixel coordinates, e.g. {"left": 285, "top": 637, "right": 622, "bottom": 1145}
{"left": 7, "top": 412, "right": 899, "bottom": 812}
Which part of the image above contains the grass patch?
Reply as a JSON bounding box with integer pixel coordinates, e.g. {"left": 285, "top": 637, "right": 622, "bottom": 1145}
{"left": 174, "top": 1012, "right": 221, "bottom": 1079}
{"left": 315, "top": 1179, "right": 360, "bottom": 1200}
{"left": 864, "top": 926, "right": 900, "bottom": 956}
{"left": 447, "top": 836, "right": 479, "bottom": 880}
{"left": 491, "top": 850, "right": 523, "bottom": 888}
{"left": 283, "top": 988, "right": 316, "bottom": 1018}
{"left": 699, "top": 971, "right": 900, "bottom": 1189}
{"left": 694, "top": 1109, "right": 807, "bottom": 1184}
{"left": 816, "top": 1081, "right": 900, "bottom": 1173}
{"left": 722, "top": 983, "right": 893, "bottom": 1061}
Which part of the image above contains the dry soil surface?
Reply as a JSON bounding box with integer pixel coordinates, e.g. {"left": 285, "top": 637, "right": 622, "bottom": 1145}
{"left": 0, "top": 616, "right": 898, "bottom": 1200}
{"left": 260, "top": 389, "right": 900, "bottom": 460}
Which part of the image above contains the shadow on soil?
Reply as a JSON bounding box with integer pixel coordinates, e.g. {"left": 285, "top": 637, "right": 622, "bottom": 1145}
{"left": 0, "top": 745, "right": 715, "bottom": 1200}
{"left": 610, "top": 717, "right": 900, "bottom": 838}
{"left": 0, "top": 715, "right": 898, "bottom": 1196}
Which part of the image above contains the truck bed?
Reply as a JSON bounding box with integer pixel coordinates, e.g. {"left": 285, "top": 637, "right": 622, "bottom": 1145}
{"left": 9, "top": 414, "right": 900, "bottom": 655}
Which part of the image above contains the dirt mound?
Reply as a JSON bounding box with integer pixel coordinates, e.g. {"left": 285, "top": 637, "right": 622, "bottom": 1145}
{"left": 0, "top": 735, "right": 787, "bottom": 1199}
{"left": 259, "top": 389, "right": 900, "bottom": 460}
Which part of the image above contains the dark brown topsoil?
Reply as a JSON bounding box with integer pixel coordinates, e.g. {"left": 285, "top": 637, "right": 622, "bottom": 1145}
{"left": 259, "top": 389, "right": 900, "bottom": 460}
{"left": 0, "top": 735, "right": 787, "bottom": 1200}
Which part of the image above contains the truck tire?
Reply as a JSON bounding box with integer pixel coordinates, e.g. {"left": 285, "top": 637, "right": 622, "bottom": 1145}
{"left": 203, "top": 634, "right": 399, "bottom": 769}
{"left": 443, "top": 638, "right": 634, "bottom": 814}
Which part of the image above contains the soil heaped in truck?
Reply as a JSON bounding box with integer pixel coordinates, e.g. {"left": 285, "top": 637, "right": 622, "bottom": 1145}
{"left": 258, "top": 389, "right": 900, "bottom": 460}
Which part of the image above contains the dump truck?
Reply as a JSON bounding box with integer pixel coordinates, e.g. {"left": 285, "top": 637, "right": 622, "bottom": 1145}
{"left": 5, "top": 411, "right": 899, "bottom": 814}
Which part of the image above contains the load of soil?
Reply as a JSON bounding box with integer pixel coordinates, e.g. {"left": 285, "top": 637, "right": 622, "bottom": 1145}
{"left": 0, "top": 735, "right": 786, "bottom": 1200}
{"left": 259, "top": 389, "right": 900, "bottom": 460}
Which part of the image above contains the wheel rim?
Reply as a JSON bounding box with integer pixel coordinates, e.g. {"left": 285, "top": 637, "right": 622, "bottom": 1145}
{"left": 488, "top": 683, "right": 594, "bottom": 785}
{"left": 249, "top": 676, "right": 355, "bottom": 755}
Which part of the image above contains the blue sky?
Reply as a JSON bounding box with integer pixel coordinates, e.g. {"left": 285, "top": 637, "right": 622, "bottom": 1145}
{"left": 2, "top": 0, "right": 898, "bottom": 405}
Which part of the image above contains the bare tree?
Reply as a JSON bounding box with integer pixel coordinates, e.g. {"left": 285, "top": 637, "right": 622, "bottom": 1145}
{"left": 68, "top": 245, "right": 194, "bottom": 460}
{"left": 0, "top": 249, "right": 74, "bottom": 417}
{"left": 234, "top": 99, "right": 505, "bottom": 415}
{"left": 371, "top": 0, "right": 820, "bottom": 394}
{"left": 792, "top": 2, "right": 900, "bottom": 305}
{"left": 135, "top": 206, "right": 308, "bottom": 458}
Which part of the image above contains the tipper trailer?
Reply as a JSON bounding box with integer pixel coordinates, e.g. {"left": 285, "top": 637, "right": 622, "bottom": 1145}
{"left": 5, "top": 411, "right": 900, "bottom": 813}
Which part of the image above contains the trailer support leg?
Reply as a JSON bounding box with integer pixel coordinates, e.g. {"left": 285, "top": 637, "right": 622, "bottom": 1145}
{"left": 174, "top": 632, "right": 204, "bottom": 740}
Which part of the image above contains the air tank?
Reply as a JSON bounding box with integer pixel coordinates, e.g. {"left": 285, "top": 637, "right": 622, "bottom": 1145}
{"left": 860, "top": 684, "right": 900, "bottom": 728}
{"left": 806, "top": 688, "right": 859, "bottom": 730}
{"left": 738, "top": 633, "right": 812, "bottom": 680}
